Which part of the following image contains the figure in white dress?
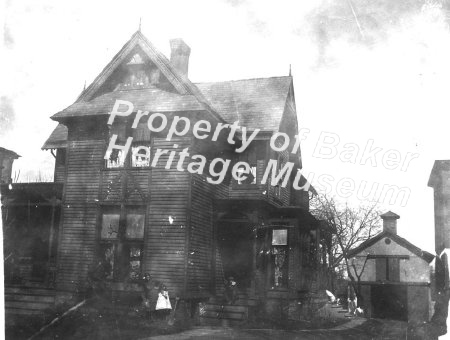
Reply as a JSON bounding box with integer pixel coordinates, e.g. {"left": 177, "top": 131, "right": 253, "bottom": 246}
{"left": 155, "top": 284, "right": 172, "bottom": 319}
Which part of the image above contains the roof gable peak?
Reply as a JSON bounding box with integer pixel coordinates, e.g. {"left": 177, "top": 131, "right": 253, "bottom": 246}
{"left": 77, "top": 31, "right": 191, "bottom": 102}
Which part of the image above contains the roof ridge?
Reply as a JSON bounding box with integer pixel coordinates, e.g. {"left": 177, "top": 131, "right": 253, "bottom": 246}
{"left": 195, "top": 75, "right": 292, "bottom": 85}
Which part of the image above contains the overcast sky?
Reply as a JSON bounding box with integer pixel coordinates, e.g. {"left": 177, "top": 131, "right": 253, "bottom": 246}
{"left": 2, "top": 0, "right": 450, "bottom": 252}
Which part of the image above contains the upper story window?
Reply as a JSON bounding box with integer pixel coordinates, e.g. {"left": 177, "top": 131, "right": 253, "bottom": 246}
{"left": 375, "top": 257, "right": 400, "bottom": 282}
{"left": 105, "top": 121, "right": 151, "bottom": 169}
{"left": 233, "top": 150, "right": 257, "bottom": 186}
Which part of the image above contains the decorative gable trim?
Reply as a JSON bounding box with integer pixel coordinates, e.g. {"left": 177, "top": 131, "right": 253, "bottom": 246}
{"left": 78, "top": 31, "right": 189, "bottom": 102}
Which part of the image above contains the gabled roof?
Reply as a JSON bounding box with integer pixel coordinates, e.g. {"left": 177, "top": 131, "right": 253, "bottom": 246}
{"left": 196, "top": 76, "right": 292, "bottom": 131}
{"left": 428, "top": 160, "right": 450, "bottom": 188}
{"left": 51, "top": 89, "right": 204, "bottom": 119}
{"left": 44, "top": 31, "right": 298, "bottom": 150}
{"left": 347, "top": 230, "right": 435, "bottom": 263}
{"left": 52, "top": 31, "right": 221, "bottom": 122}
{"left": 42, "top": 76, "right": 295, "bottom": 149}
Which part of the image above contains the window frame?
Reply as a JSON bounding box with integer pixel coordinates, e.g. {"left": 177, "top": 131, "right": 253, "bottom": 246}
{"left": 232, "top": 151, "right": 257, "bottom": 187}
{"left": 372, "top": 255, "right": 404, "bottom": 282}
{"left": 104, "top": 119, "right": 152, "bottom": 170}
{"left": 98, "top": 205, "right": 146, "bottom": 282}
{"left": 271, "top": 228, "right": 289, "bottom": 288}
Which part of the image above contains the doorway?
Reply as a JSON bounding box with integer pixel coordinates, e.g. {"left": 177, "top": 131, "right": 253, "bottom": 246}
{"left": 217, "top": 222, "right": 254, "bottom": 288}
{"left": 371, "top": 284, "right": 408, "bottom": 321}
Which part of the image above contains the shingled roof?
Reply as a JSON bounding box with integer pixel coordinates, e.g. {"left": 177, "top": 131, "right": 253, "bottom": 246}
{"left": 196, "top": 76, "right": 292, "bottom": 132}
{"left": 42, "top": 76, "right": 293, "bottom": 149}
{"left": 51, "top": 31, "right": 220, "bottom": 123}
{"left": 0, "top": 147, "right": 20, "bottom": 159}
{"left": 43, "top": 31, "right": 295, "bottom": 149}
{"left": 42, "top": 124, "right": 68, "bottom": 149}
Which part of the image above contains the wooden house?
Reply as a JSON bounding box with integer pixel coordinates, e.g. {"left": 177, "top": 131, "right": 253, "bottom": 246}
{"left": 347, "top": 212, "right": 434, "bottom": 323}
{"left": 4, "top": 30, "right": 330, "bottom": 321}
{"left": 0, "top": 147, "right": 20, "bottom": 184}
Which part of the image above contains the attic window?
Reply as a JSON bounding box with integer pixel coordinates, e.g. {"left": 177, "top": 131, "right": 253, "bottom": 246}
{"left": 115, "top": 52, "right": 152, "bottom": 90}
{"left": 128, "top": 53, "right": 144, "bottom": 65}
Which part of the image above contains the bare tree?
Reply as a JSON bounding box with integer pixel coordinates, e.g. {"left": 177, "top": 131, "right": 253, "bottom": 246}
{"left": 310, "top": 194, "right": 382, "bottom": 301}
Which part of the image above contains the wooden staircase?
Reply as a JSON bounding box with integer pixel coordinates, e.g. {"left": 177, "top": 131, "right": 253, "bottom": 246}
{"left": 199, "top": 288, "right": 258, "bottom": 326}
{"left": 5, "top": 286, "right": 56, "bottom": 321}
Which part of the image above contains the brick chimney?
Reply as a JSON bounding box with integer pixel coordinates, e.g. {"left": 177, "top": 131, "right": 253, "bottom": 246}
{"left": 380, "top": 211, "right": 400, "bottom": 235}
{"left": 169, "top": 39, "right": 191, "bottom": 77}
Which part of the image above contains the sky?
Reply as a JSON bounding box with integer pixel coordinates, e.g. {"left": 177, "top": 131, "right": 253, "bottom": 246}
{"left": 1, "top": 0, "right": 450, "bottom": 253}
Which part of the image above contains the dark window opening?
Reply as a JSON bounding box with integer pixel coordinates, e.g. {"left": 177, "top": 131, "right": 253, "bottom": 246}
{"left": 100, "top": 206, "right": 145, "bottom": 281}
{"left": 376, "top": 257, "right": 401, "bottom": 282}
{"left": 105, "top": 119, "right": 152, "bottom": 169}
{"left": 271, "top": 229, "right": 288, "bottom": 288}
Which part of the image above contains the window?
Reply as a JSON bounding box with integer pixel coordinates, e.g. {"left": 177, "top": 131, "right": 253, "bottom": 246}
{"left": 274, "top": 154, "right": 284, "bottom": 198}
{"left": 131, "top": 145, "right": 151, "bottom": 167}
{"left": 375, "top": 257, "right": 400, "bottom": 282}
{"left": 105, "top": 123, "right": 128, "bottom": 168}
{"left": 99, "top": 206, "right": 145, "bottom": 281}
{"left": 105, "top": 121, "right": 151, "bottom": 169}
{"left": 233, "top": 151, "right": 257, "bottom": 186}
{"left": 235, "top": 164, "right": 257, "bottom": 185}
{"left": 272, "top": 229, "right": 288, "bottom": 288}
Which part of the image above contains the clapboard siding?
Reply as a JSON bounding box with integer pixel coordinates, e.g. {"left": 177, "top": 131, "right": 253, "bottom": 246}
{"left": 54, "top": 164, "right": 66, "bottom": 183}
{"left": 56, "top": 204, "right": 97, "bottom": 291}
{"left": 214, "top": 181, "right": 229, "bottom": 199}
{"left": 144, "top": 138, "right": 191, "bottom": 297}
{"left": 187, "top": 173, "right": 214, "bottom": 296}
{"left": 56, "top": 140, "right": 103, "bottom": 291}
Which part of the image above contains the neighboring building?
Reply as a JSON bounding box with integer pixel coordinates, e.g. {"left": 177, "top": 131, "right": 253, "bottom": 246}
{"left": 428, "top": 160, "right": 450, "bottom": 336}
{"left": 3, "top": 30, "right": 333, "bottom": 322}
{"left": 1, "top": 148, "right": 62, "bottom": 319}
{"left": 0, "top": 147, "right": 20, "bottom": 184}
{"left": 348, "top": 212, "right": 434, "bottom": 323}
{"left": 428, "top": 160, "right": 450, "bottom": 258}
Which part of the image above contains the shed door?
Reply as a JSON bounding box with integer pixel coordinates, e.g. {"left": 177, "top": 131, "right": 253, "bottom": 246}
{"left": 371, "top": 284, "right": 408, "bottom": 321}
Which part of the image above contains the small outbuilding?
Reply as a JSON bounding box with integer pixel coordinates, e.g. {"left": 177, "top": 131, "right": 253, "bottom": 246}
{"left": 348, "top": 211, "right": 434, "bottom": 323}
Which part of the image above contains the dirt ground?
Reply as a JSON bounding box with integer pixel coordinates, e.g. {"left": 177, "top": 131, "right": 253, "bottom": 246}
{"left": 142, "top": 319, "right": 409, "bottom": 340}
{"left": 5, "top": 297, "right": 440, "bottom": 340}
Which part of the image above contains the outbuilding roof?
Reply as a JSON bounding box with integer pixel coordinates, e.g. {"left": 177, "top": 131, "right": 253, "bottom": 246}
{"left": 347, "top": 230, "right": 435, "bottom": 263}
{"left": 0, "top": 147, "right": 20, "bottom": 159}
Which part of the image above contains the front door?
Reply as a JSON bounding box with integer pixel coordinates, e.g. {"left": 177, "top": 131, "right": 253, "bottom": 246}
{"left": 256, "top": 227, "right": 289, "bottom": 290}
{"left": 217, "top": 222, "right": 254, "bottom": 288}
